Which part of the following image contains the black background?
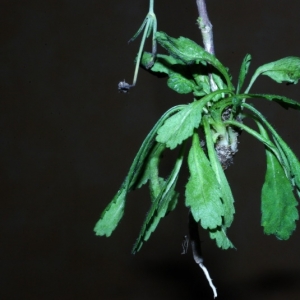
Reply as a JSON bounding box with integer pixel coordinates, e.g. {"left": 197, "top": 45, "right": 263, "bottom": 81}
{"left": 1, "top": 1, "right": 300, "bottom": 299}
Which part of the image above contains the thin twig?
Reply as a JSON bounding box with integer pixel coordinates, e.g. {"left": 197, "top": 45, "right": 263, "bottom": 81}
{"left": 196, "top": 0, "right": 218, "bottom": 91}
{"left": 196, "top": 0, "right": 214, "bottom": 54}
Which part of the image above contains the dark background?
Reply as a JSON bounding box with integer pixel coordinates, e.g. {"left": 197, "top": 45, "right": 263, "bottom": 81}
{"left": 1, "top": 1, "right": 300, "bottom": 299}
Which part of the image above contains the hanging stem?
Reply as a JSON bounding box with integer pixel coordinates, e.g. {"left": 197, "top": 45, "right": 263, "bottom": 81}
{"left": 118, "top": 0, "right": 157, "bottom": 93}
{"left": 196, "top": 0, "right": 218, "bottom": 91}
{"left": 148, "top": 0, "right": 157, "bottom": 56}
{"left": 196, "top": 0, "right": 214, "bottom": 54}
{"left": 131, "top": 20, "right": 152, "bottom": 86}
{"left": 191, "top": 1, "right": 218, "bottom": 298}
{"left": 132, "top": 0, "right": 157, "bottom": 84}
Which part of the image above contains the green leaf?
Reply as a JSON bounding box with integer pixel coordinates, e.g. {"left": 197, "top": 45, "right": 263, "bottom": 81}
{"left": 146, "top": 146, "right": 168, "bottom": 202}
{"left": 237, "top": 54, "right": 251, "bottom": 94}
{"left": 203, "top": 117, "right": 235, "bottom": 228}
{"left": 212, "top": 72, "right": 227, "bottom": 90}
{"left": 189, "top": 64, "right": 211, "bottom": 96}
{"left": 224, "top": 118, "right": 281, "bottom": 164}
{"left": 167, "top": 73, "right": 196, "bottom": 94}
{"left": 246, "top": 93, "right": 300, "bottom": 110}
{"left": 141, "top": 52, "right": 198, "bottom": 95}
{"left": 94, "top": 186, "right": 127, "bottom": 237}
{"left": 259, "top": 57, "right": 300, "bottom": 84}
{"left": 131, "top": 188, "right": 178, "bottom": 254}
{"left": 135, "top": 142, "right": 166, "bottom": 189}
{"left": 141, "top": 52, "right": 186, "bottom": 75}
{"left": 166, "top": 191, "right": 179, "bottom": 213}
{"left": 270, "top": 129, "right": 300, "bottom": 194}
{"left": 132, "top": 145, "right": 185, "bottom": 254}
{"left": 202, "top": 117, "right": 235, "bottom": 249}
{"left": 127, "top": 105, "right": 185, "bottom": 190}
{"left": 209, "top": 227, "right": 234, "bottom": 249}
{"left": 242, "top": 103, "right": 300, "bottom": 191}
{"left": 155, "top": 31, "right": 234, "bottom": 90}
{"left": 94, "top": 105, "right": 185, "bottom": 237}
{"left": 260, "top": 124, "right": 299, "bottom": 240}
{"left": 197, "top": 76, "right": 212, "bottom": 93}
{"left": 141, "top": 51, "right": 227, "bottom": 96}
{"left": 246, "top": 56, "right": 300, "bottom": 92}
{"left": 156, "top": 89, "right": 231, "bottom": 149}
{"left": 155, "top": 31, "right": 201, "bottom": 62}
{"left": 156, "top": 103, "right": 201, "bottom": 149}
{"left": 185, "top": 133, "right": 224, "bottom": 229}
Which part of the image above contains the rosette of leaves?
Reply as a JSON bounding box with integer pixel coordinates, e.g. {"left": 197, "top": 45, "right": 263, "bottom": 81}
{"left": 95, "top": 31, "right": 300, "bottom": 252}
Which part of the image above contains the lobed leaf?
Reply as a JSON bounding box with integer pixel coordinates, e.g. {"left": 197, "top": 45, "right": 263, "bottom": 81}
{"left": 155, "top": 31, "right": 234, "bottom": 89}
{"left": 271, "top": 131, "right": 300, "bottom": 194}
{"left": 141, "top": 52, "right": 198, "bottom": 95}
{"left": 260, "top": 124, "right": 299, "bottom": 240}
{"left": 237, "top": 54, "right": 251, "bottom": 93}
{"left": 212, "top": 72, "right": 227, "bottom": 90}
{"left": 156, "top": 103, "right": 201, "bottom": 149}
{"left": 94, "top": 106, "right": 185, "bottom": 237}
{"left": 185, "top": 133, "right": 224, "bottom": 229}
{"left": 203, "top": 117, "right": 235, "bottom": 228}
{"left": 156, "top": 89, "right": 230, "bottom": 149}
{"left": 167, "top": 73, "right": 196, "bottom": 94}
{"left": 247, "top": 93, "right": 300, "bottom": 111}
{"left": 258, "top": 56, "right": 300, "bottom": 84}
{"left": 132, "top": 146, "right": 185, "bottom": 254}
{"left": 94, "top": 186, "right": 127, "bottom": 237}
{"left": 246, "top": 56, "right": 300, "bottom": 92}
{"left": 141, "top": 51, "right": 228, "bottom": 96}
{"left": 146, "top": 146, "right": 168, "bottom": 202}
{"left": 155, "top": 31, "right": 206, "bottom": 64}
{"left": 127, "top": 106, "right": 184, "bottom": 190}
{"left": 224, "top": 117, "right": 282, "bottom": 165}
{"left": 243, "top": 102, "right": 300, "bottom": 192}
{"left": 132, "top": 187, "right": 179, "bottom": 254}
{"left": 209, "top": 227, "right": 235, "bottom": 249}
{"left": 135, "top": 142, "right": 166, "bottom": 189}
{"left": 141, "top": 52, "right": 186, "bottom": 75}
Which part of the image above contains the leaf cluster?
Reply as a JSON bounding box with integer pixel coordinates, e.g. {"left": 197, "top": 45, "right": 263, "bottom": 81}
{"left": 95, "top": 31, "right": 300, "bottom": 252}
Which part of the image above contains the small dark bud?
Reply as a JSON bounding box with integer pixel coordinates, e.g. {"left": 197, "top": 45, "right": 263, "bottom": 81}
{"left": 118, "top": 80, "right": 133, "bottom": 93}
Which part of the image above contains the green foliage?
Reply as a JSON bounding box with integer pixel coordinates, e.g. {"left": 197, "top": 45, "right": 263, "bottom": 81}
{"left": 237, "top": 54, "right": 251, "bottom": 94}
{"left": 209, "top": 229, "right": 234, "bottom": 249}
{"left": 156, "top": 90, "right": 228, "bottom": 149}
{"left": 167, "top": 73, "right": 196, "bottom": 94}
{"left": 246, "top": 56, "right": 300, "bottom": 93}
{"left": 247, "top": 94, "right": 300, "bottom": 110}
{"left": 155, "top": 32, "right": 234, "bottom": 90}
{"left": 96, "top": 29, "right": 300, "bottom": 253}
{"left": 94, "top": 105, "right": 184, "bottom": 236}
{"left": 132, "top": 144, "right": 184, "bottom": 254}
{"left": 186, "top": 133, "right": 224, "bottom": 230}
{"left": 203, "top": 117, "right": 235, "bottom": 229}
{"left": 259, "top": 124, "right": 299, "bottom": 240}
{"left": 256, "top": 57, "right": 300, "bottom": 84}
{"left": 156, "top": 102, "right": 202, "bottom": 149}
{"left": 94, "top": 187, "right": 126, "bottom": 237}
